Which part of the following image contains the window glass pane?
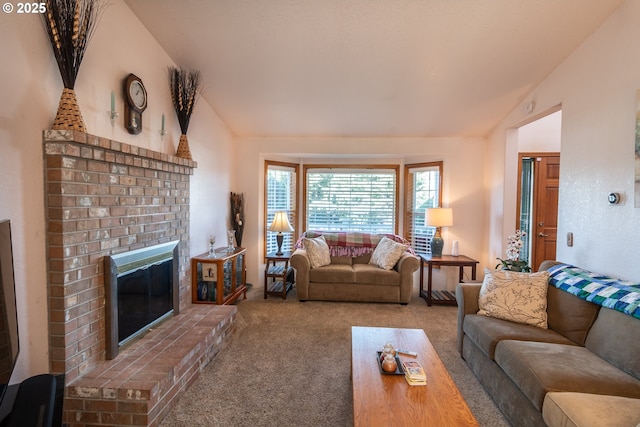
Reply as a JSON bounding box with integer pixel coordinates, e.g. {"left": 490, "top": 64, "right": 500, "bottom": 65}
{"left": 306, "top": 169, "right": 397, "bottom": 233}
{"left": 406, "top": 163, "right": 442, "bottom": 254}
{"left": 266, "top": 164, "right": 297, "bottom": 254}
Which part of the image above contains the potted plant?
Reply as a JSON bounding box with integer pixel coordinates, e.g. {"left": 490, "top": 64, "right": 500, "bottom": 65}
{"left": 496, "top": 230, "right": 531, "bottom": 272}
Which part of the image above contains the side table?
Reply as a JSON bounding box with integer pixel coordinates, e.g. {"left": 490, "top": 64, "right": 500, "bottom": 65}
{"left": 191, "top": 247, "right": 247, "bottom": 305}
{"left": 418, "top": 254, "right": 479, "bottom": 306}
{"left": 264, "top": 251, "right": 295, "bottom": 299}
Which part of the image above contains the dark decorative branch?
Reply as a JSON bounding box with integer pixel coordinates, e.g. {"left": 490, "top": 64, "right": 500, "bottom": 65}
{"left": 42, "top": 0, "right": 108, "bottom": 89}
{"left": 231, "top": 192, "right": 245, "bottom": 247}
{"left": 168, "top": 66, "right": 202, "bottom": 135}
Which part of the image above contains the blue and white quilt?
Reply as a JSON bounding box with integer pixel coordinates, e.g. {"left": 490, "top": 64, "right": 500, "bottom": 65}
{"left": 547, "top": 263, "right": 640, "bottom": 319}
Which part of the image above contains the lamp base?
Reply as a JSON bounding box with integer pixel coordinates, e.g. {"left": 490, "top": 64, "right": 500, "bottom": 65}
{"left": 275, "top": 233, "right": 284, "bottom": 256}
{"left": 431, "top": 236, "right": 444, "bottom": 257}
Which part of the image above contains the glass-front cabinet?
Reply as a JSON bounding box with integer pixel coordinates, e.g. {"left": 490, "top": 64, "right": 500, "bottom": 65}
{"left": 191, "top": 247, "right": 247, "bottom": 305}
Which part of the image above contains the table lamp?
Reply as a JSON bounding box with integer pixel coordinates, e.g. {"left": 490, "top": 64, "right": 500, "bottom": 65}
{"left": 425, "top": 208, "right": 453, "bottom": 257}
{"left": 268, "top": 211, "right": 294, "bottom": 255}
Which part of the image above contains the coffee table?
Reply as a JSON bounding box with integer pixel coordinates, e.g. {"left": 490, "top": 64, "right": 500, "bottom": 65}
{"left": 351, "top": 326, "right": 478, "bottom": 427}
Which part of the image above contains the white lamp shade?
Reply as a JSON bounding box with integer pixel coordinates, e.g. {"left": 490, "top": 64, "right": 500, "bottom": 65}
{"left": 424, "top": 208, "right": 453, "bottom": 227}
{"left": 268, "top": 212, "right": 294, "bottom": 232}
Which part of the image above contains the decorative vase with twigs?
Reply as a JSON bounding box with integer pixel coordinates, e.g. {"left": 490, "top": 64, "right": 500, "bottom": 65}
{"left": 168, "top": 66, "right": 201, "bottom": 160}
{"left": 42, "top": 0, "right": 108, "bottom": 132}
{"left": 230, "top": 192, "right": 245, "bottom": 247}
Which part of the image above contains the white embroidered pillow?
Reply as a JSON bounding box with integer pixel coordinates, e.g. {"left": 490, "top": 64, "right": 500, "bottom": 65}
{"left": 302, "top": 235, "right": 331, "bottom": 269}
{"left": 478, "top": 269, "right": 550, "bottom": 329}
{"left": 369, "top": 237, "right": 408, "bottom": 270}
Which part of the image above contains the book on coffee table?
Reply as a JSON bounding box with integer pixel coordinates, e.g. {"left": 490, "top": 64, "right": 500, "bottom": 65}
{"left": 402, "top": 360, "right": 426, "bottom": 386}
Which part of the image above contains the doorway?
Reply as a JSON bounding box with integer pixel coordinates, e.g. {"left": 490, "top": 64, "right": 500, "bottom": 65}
{"left": 515, "top": 110, "right": 561, "bottom": 271}
{"left": 517, "top": 154, "right": 560, "bottom": 270}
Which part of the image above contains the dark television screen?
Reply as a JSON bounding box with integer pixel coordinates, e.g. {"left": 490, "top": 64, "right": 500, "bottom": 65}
{"left": 0, "top": 220, "right": 19, "bottom": 399}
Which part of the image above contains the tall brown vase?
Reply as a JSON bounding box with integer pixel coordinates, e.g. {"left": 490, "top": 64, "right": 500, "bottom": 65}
{"left": 52, "top": 88, "right": 87, "bottom": 132}
{"left": 176, "top": 134, "right": 192, "bottom": 160}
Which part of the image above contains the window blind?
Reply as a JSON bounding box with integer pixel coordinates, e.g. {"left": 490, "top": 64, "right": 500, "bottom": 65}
{"left": 266, "top": 163, "right": 297, "bottom": 254}
{"left": 306, "top": 168, "right": 397, "bottom": 233}
{"left": 405, "top": 163, "right": 442, "bottom": 254}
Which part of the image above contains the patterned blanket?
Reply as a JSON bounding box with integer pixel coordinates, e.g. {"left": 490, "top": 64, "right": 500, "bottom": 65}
{"left": 295, "top": 231, "right": 414, "bottom": 257}
{"left": 548, "top": 263, "right": 640, "bottom": 319}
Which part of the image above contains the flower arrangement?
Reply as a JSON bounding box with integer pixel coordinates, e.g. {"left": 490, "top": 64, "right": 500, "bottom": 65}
{"left": 496, "top": 230, "right": 531, "bottom": 272}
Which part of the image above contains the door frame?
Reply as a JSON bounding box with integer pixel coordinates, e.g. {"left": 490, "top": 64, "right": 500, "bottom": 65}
{"left": 516, "top": 152, "right": 560, "bottom": 270}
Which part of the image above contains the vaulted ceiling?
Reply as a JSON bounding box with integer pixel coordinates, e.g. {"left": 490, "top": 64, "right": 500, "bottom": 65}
{"left": 125, "top": 0, "right": 625, "bottom": 138}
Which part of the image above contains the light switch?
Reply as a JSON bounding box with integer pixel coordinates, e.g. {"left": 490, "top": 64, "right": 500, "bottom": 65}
{"left": 567, "top": 232, "right": 573, "bottom": 247}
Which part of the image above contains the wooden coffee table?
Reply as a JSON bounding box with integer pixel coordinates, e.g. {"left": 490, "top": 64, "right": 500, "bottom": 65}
{"left": 351, "top": 326, "right": 478, "bottom": 427}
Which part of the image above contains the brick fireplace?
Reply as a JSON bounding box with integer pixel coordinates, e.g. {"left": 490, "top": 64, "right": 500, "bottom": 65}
{"left": 43, "top": 130, "right": 237, "bottom": 426}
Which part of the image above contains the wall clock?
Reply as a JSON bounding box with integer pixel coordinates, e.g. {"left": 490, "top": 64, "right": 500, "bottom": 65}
{"left": 123, "top": 73, "right": 147, "bottom": 135}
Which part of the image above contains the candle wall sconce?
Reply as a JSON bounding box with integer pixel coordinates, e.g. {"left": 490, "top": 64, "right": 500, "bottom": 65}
{"left": 159, "top": 113, "right": 167, "bottom": 140}
{"left": 108, "top": 90, "right": 119, "bottom": 127}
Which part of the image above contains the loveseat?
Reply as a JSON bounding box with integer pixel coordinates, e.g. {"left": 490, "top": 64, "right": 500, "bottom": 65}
{"left": 456, "top": 260, "right": 640, "bottom": 427}
{"left": 290, "top": 231, "right": 419, "bottom": 304}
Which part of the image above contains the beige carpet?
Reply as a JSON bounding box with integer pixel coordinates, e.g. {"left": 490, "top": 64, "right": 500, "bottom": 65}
{"left": 160, "top": 283, "right": 510, "bottom": 427}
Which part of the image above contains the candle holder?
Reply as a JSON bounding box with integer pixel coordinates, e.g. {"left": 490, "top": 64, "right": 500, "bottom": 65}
{"left": 107, "top": 110, "right": 119, "bottom": 127}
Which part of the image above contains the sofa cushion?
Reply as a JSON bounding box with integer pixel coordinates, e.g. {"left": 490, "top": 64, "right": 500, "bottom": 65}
{"left": 330, "top": 255, "right": 352, "bottom": 265}
{"left": 542, "top": 392, "right": 640, "bottom": 427}
{"left": 369, "top": 237, "right": 408, "bottom": 270}
{"left": 302, "top": 235, "right": 331, "bottom": 269}
{"left": 308, "top": 264, "right": 354, "bottom": 283}
{"left": 478, "top": 269, "right": 549, "bottom": 328}
{"left": 352, "top": 253, "right": 372, "bottom": 265}
{"left": 463, "top": 314, "right": 575, "bottom": 360}
{"left": 353, "top": 264, "right": 399, "bottom": 286}
{"left": 584, "top": 307, "right": 640, "bottom": 379}
{"left": 546, "top": 286, "right": 600, "bottom": 345}
{"left": 494, "top": 340, "right": 640, "bottom": 411}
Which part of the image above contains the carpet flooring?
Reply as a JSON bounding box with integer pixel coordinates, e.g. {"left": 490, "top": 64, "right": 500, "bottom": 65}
{"left": 160, "top": 283, "right": 510, "bottom": 427}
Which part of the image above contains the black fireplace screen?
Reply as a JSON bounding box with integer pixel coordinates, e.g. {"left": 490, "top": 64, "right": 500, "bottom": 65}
{"left": 105, "top": 240, "right": 179, "bottom": 359}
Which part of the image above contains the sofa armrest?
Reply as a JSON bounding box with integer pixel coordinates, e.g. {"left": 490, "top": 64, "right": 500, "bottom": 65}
{"left": 455, "top": 282, "right": 482, "bottom": 355}
{"left": 394, "top": 252, "right": 419, "bottom": 303}
{"left": 290, "top": 249, "right": 310, "bottom": 300}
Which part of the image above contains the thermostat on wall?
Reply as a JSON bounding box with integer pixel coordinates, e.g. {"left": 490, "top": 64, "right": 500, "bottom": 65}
{"left": 608, "top": 192, "right": 621, "bottom": 204}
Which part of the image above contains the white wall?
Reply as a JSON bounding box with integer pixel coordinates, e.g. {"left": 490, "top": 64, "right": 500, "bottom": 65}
{"left": 518, "top": 110, "right": 562, "bottom": 153}
{"left": 488, "top": 0, "right": 640, "bottom": 281}
{"left": 234, "top": 136, "right": 488, "bottom": 291}
{"left": 0, "top": 0, "right": 234, "bottom": 382}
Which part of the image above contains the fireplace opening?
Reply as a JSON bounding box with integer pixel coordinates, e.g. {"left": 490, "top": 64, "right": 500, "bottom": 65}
{"left": 105, "top": 241, "right": 180, "bottom": 359}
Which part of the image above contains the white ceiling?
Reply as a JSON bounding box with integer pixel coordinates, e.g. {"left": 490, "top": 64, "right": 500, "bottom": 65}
{"left": 124, "top": 0, "right": 624, "bottom": 138}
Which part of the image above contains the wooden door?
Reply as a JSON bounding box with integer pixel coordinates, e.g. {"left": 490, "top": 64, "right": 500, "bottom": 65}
{"left": 519, "top": 154, "right": 560, "bottom": 270}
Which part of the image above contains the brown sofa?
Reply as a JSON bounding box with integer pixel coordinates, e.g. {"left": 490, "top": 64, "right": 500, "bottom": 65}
{"left": 456, "top": 260, "right": 640, "bottom": 427}
{"left": 290, "top": 231, "right": 419, "bottom": 304}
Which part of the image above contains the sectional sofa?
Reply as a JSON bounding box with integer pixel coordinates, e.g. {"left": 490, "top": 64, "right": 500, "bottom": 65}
{"left": 456, "top": 260, "right": 640, "bottom": 427}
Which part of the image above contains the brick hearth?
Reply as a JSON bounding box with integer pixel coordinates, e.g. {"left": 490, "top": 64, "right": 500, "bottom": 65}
{"left": 42, "top": 130, "right": 235, "bottom": 426}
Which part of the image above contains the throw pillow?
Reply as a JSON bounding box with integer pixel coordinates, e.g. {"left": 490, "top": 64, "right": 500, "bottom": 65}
{"left": 369, "top": 237, "right": 408, "bottom": 270}
{"left": 302, "top": 235, "right": 331, "bottom": 269}
{"left": 478, "top": 269, "right": 550, "bottom": 329}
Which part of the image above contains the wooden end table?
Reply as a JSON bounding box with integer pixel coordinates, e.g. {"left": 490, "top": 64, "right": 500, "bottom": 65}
{"left": 351, "top": 326, "right": 478, "bottom": 427}
{"left": 264, "top": 251, "right": 294, "bottom": 299}
{"left": 418, "top": 254, "right": 478, "bottom": 306}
